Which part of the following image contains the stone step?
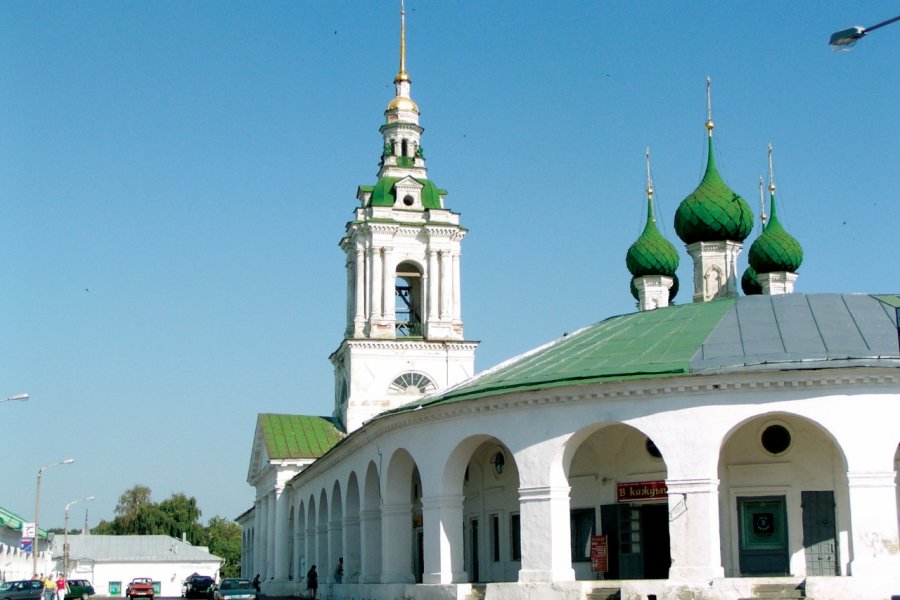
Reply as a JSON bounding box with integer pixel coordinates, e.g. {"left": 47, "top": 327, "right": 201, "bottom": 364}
{"left": 586, "top": 588, "right": 621, "bottom": 600}
{"left": 738, "top": 582, "right": 806, "bottom": 600}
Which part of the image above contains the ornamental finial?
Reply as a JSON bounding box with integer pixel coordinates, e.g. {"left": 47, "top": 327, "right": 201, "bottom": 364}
{"left": 767, "top": 143, "right": 776, "bottom": 194}
{"left": 758, "top": 176, "right": 768, "bottom": 229}
{"left": 705, "top": 76, "right": 714, "bottom": 135}
{"left": 395, "top": 0, "right": 410, "bottom": 83}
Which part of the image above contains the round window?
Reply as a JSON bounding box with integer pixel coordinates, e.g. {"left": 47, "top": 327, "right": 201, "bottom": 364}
{"left": 403, "top": 195, "right": 415, "bottom": 206}
{"left": 761, "top": 424, "right": 791, "bottom": 455}
{"left": 645, "top": 438, "right": 662, "bottom": 458}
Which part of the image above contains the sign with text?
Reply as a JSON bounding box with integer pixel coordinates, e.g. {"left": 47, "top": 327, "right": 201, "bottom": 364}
{"left": 617, "top": 480, "right": 668, "bottom": 502}
{"left": 21, "top": 537, "right": 33, "bottom": 552}
{"left": 22, "top": 522, "right": 36, "bottom": 538}
{"left": 590, "top": 535, "right": 608, "bottom": 573}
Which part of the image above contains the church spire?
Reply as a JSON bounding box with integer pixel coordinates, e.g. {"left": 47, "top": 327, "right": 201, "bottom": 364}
{"left": 395, "top": 0, "right": 409, "bottom": 83}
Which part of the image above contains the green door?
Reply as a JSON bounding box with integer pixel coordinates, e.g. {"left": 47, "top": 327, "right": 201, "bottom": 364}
{"left": 802, "top": 491, "right": 839, "bottom": 575}
{"left": 737, "top": 496, "right": 789, "bottom": 575}
{"left": 618, "top": 505, "right": 643, "bottom": 579}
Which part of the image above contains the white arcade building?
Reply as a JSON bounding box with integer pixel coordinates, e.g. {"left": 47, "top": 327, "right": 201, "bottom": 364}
{"left": 240, "top": 8, "right": 900, "bottom": 600}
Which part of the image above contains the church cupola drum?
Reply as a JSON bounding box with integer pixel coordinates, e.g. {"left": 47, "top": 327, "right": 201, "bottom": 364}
{"left": 330, "top": 2, "right": 478, "bottom": 433}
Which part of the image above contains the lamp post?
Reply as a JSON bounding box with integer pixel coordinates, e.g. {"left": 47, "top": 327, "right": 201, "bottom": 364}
{"left": 34, "top": 459, "right": 75, "bottom": 575}
{"left": 829, "top": 14, "right": 900, "bottom": 48}
{"left": 2, "top": 393, "right": 29, "bottom": 403}
{"left": 64, "top": 496, "right": 94, "bottom": 577}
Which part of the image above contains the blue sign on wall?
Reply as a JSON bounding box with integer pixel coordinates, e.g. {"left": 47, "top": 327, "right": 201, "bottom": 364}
{"left": 21, "top": 538, "right": 33, "bottom": 552}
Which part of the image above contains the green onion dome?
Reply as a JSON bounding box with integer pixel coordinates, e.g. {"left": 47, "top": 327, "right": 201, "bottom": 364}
{"left": 748, "top": 192, "right": 803, "bottom": 274}
{"left": 626, "top": 198, "right": 680, "bottom": 278}
{"left": 630, "top": 274, "right": 679, "bottom": 302}
{"left": 741, "top": 265, "right": 762, "bottom": 295}
{"left": 675, "top": 137, "right": 754, "bottom": 244}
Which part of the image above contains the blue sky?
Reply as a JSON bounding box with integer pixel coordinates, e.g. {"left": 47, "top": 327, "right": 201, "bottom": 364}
{"left": 2, "top": 2, "right": 897, "bottom": 529}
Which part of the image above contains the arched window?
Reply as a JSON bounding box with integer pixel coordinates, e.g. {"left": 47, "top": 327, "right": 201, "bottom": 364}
{"left": 395, "top": 261, "right": 423, "bottom": 336}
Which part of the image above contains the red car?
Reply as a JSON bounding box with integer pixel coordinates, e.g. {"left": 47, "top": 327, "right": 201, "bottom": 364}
{"left": 126, "top": 579, "right": 154, "bottom": 600}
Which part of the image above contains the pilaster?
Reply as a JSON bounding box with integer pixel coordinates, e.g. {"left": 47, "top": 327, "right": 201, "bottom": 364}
{"left": 846, "top": 470, "right": 900, "bottom": 576}
{"left": 421, "top": 495, "right": 466, "bottom": 584}
{"left": 665, "top": 477, "right": 725, "bottom": 580}
{"left": 381, "top": 502, "right": 414, "bottom": 583}
{"left": 517, "top": 485, "right": 575, "bottom": 583}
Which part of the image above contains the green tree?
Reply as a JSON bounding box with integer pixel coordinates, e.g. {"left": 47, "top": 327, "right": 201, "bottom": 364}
{"left": 115, "top": 484, "right": 153, "bottom": 532}
{"left": 206, "top": 516, "right": 242, "bottom": 577}
{"left": 159, "top": 493, "right": 205, "bottom": 545}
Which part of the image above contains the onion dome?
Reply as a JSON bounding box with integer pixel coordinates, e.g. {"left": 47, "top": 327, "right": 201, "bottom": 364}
{"left": 627, "top": 200, "right": 680, "bottom": 278}
{"left": 741, "top": 265, "right": 762, "bottom": 295}
{"left": 675, "top": 135, "right": 754, "bottom": 244}
{"left": 630, "top": 274, "right": 679, "bottom": 302}
{"left": 748, "top": 188, "right": 803, "bottom": 274}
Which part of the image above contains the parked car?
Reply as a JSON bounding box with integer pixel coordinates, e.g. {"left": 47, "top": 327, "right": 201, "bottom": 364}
{"left": 63, "top": 580, "right": 94, "bottom": 600}
{"left": 182, "top": 575, "right": 214, "bottom": 599}
{"left": 126, "top": 578, "right": 154, "bottom": 600}
{"left": 212, "top": 579, "right": 256, "bottom": 600}
{"left": 0, "top": 580, "right": 44, "bottom": 600}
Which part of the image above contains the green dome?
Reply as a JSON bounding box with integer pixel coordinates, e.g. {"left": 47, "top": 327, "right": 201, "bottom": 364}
{"left": 630, "top": 274, "right": 679, "bottom": 302}
{"left": 675, "top": 137, "right": 754, "bottom": 244}
{"left": 741, "top": 265, "right": 762, "bottom": 295}
{"left": 626, "top": 198, "right": 680, "bottom": 277}
{"left": 748, "top": 193, "right": 803, "bottom": 274}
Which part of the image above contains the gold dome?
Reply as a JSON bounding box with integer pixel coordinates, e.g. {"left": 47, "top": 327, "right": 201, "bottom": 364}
{"left": 387, "top": 95, "right": 419, "bottom": 113}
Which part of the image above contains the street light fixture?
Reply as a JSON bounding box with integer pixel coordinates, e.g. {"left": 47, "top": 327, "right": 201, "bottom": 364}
{"left": 64, "top": 496, "right": 94, "bottom": 577}
{"left": 2, "top": 393, "right": 30, "bottom": 403}
{"left": 829, "top": 14, "right": 900, "bottom": 48}
{"left": 34, "top": 459, "right": 75, "bottom": 575}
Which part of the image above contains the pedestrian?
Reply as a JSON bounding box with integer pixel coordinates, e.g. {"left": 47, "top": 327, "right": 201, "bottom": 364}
{"left": 43, "top": 575, "right": 57, "bottom": 600}
{"left": 305, "top": 565, "right": 317, "bottom": 599}
{"left": 252, "top": 574, "right": 260, "bottom": 593}
{"left": 333, "top": 557, "right": 343, "bottom": 583}
{"left": 56, "top": 574, "right": 66, "bottom": 600}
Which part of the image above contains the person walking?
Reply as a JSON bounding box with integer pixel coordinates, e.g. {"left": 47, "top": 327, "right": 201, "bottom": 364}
{"left": 252, "top": 575, "right": 260, "bottom": 594}
{"left": 55, "top": 574, "right": 66, "bottom": 600}
{"left": 305, "top": 565, "right": 318, "bottom": 599}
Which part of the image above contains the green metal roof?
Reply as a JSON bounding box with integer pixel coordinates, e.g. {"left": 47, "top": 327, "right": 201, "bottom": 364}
{"left": 420, "top": 299, "right": 735, "bottom": 405}
{"left": 258, "top": 414, "right": 344, "bottom": 460}
{"left": 675, "top": 136, "right": 754, "bottom": 244}
{"left": 0, "top": 505, "right": 48, "bottom": 538}
{"left": 399, "top": 294, "right": 899, "bottom": 411}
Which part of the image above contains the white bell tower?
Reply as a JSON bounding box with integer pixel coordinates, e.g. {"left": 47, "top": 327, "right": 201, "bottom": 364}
{"left": 329, "top": 3, "right": 477, "bottom": 433}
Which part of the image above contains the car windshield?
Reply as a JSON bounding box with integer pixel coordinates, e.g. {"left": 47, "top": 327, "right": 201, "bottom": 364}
{"left": 0, "top": 583, "right": 11, "bottom": 591}
{"left": 220, "top": 580, "right": 252, "bottom": 591}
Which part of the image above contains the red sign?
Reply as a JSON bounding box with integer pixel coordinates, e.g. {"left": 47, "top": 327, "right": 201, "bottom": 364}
{"left": 617, "top": 480, "right": 668, "bottom": 502}
{"left": 590, "top": 535, "right": 608, "bottom": 573}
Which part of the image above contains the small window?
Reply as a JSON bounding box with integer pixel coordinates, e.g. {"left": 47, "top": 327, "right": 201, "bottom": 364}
{"left": 645, "top": 438, "right": 662, "bottom": 458}
{"left": 570, "top": 508, "right": 595, "bottom": 562}
{"left": 490, "top": 514, "right": 500, "bottom": 562}
{"left": 403, "top": 194, "right": 415, "bottom": 206}
{"left": 761, "top": 424, "right": 791, "bottom": 455}
{"left": 490, "top": 451, "right": 506, "bottom": 478}
{"left": 510, "top": 513, "right": 521, "bottom": 561}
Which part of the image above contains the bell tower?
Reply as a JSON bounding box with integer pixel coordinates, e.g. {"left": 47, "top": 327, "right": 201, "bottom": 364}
{"left": 329, "top": 2, "right": 478, "bottom": 433}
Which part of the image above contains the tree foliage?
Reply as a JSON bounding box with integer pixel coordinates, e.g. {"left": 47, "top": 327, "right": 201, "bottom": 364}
{"left": 92, "top": 484, "right": 240, "bottom": 573}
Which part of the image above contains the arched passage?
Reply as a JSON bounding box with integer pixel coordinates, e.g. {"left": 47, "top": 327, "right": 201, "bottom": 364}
{"left": 362, "top": 461, "right": 382, "bottom": 583}
{"left": 566, "top": 423, "right": 670, "bottom": 581}
{"left": 345, "top": 472, "right": 361, "bottom": 583}
{"left": 329, "top": 481, "right": 344, "bottom": 583}
{"left": 718, "top": 412, "right": 849, "bottom": 578}
{"left": 382, "top": 448, "right": 418, "bottom": 583}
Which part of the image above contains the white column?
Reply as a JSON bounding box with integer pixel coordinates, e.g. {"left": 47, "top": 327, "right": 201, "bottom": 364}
{"left": 451, "top": 251, "right": 461, "bottom": 322}
{"left": 381, "top": 502, "right": 414, "bottom": 583}
{"left": 316, "top": 522, "right": 329, "bottom": 577}
{"left": 382, "top": 249, "right": 395, "bottom": 322}
{"left": 273, "top": 488, "right": 289, "bottom": 579}
{"left": 427, "top": 250, "right": 439, "bottom": 322}
{"left": 258, "top": 498, "right": 269, "bottom": 578}
{"left": 293, "top": 525, "right": 303, "bottom": 581}
{"left": 360, "top": 509, "right": 382, "bottom": 583}
{"left": 665, "top": 477, "right": 725, "bottom": 580}
{"left": 354, "top": 246, "right": 365, "bottom": 335}
{"left": 421, "top": 495, "right": 465, "bottom": 584}
{"left": 328, "top": 516, "right": 342, "bottom": 583}
{"left": 343, "top": 515, "right": 361, "bottom": 584}
{"left": 439, "top": 250, "right": 451, "bottom": 319}
{"left": 518, "top": 485, "right": 575, "bottom": 582}
{"left": 368, "top": 247, "right": 381, "bottom": 321}
{"left": 266, "top": 493, "right": 276, "bottom": 578}
{"left": 846, "top": 471, "right": 900, "bottom": 576}
{"left": 253, "top": 500, "right": 262, "bottom": 577}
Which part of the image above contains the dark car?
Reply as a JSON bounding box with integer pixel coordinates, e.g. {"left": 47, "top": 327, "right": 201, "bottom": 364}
{"left": 0, "top": 580, "right": 44, "bottom": 600}
{"left": 183, "top": 575, "right": 215, "bottom": 599}
{"left": 212, "top": 579, "right": 256, "bottom": 600}
{"left": 64, "top": 579, "right": 95, "bottom": 600}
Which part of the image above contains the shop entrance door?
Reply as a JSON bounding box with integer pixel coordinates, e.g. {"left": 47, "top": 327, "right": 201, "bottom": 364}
{"left": 737, "top": 496, "right": 789, "bottom": 576}
{"left": 600, "top": 503, "right": 670, "bottom": 579}
{"left": 801, "top": 491, "right": 839, "bottom": 575}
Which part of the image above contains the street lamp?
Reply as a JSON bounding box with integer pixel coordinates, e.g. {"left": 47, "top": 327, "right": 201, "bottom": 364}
{"left": 829, "top": 14, "right": 900, "bottom": 48}
{"left": 64, "top": 496, "right": 94, "bottom": 577}
{"left": 34, "top": 459, "right": 75, "bottom": 575}
{"left": 2, "top": 393, "right": 30, "bottom": 403}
